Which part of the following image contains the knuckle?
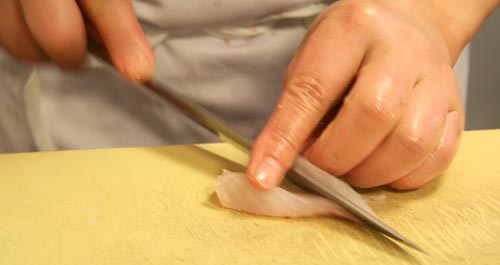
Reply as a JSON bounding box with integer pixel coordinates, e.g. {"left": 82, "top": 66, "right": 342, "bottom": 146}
{"left": 325, "top": 153, "right": 351, "bottom": 176}
{"left": 345, "top": 170, "right": 378, "bottom": 189}
{"left": 432, "top": 141, "right": 457, "bottom": 170}
{"left": 390, "top": 175, "right": 423, "bottom": 190}
{"left": 395, "top": 130, "right": 431, "bottom": 158}
{"left": 266, "top": 124, "right": 302, "bottom": 156}
{"left": 391, "top": 125, "right": 462, "bottom": 190}
{"left": 327, "top": 0, "right": 384, "bottom": 30}
{"left": 285, "top": 74, "right": 330, "bottom": 116}
{"left": 345, "top": 93, "right": 398, "bottom": 127}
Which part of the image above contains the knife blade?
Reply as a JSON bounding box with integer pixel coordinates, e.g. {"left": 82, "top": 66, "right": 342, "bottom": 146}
{"left": 88, "top": 44, "right": 423, "bottom": 252}
{"left": 142, "top": 79, "right": 423, "bottom": 252}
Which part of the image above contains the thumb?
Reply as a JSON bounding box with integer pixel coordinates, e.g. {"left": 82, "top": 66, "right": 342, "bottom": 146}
{"left": 79, "top": 0, "right": 154, "bottom": 82}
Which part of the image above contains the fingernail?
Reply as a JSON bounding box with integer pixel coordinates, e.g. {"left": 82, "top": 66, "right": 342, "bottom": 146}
{"left": 254, "top": 156, "right": 284, "bottom": 189}
{"left": 119, "top": 44, "right": 155, "bottom": 83}
{"left": 114, "top": 37, "right": 155, "bottom": 83}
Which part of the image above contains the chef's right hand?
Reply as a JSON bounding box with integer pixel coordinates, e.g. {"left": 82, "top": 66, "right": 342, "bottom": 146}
{"left": 247, "top": 0, "right": 498, "bottom": 191}
{"left": 0, "top": 0, "right": 154, "bottom": 82}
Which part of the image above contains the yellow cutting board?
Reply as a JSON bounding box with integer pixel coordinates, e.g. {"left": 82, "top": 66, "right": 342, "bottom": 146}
{"left": 1, "top": 130, "right": 499, "bottom": 264}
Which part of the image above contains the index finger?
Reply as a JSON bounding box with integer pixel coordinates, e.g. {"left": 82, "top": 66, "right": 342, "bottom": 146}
{"left": 78, "top": 0, "right": 154, "bottom": 82}
{"left": 246, "top": 14, "right": 366, "bottom": 189}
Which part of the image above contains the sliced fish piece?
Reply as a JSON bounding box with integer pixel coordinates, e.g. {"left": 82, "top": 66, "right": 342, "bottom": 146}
{"left": 215, "top": 170, "right": 359, "bottom": 222}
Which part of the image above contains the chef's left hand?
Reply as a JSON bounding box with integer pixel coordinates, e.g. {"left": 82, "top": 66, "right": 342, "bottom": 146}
{"left": 246, "top": 0, "right": 497, "bottom": 190}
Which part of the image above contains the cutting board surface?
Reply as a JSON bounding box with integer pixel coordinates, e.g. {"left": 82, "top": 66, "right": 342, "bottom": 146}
{"left": 1, "top": 130, "right": 499, "bottom": 264}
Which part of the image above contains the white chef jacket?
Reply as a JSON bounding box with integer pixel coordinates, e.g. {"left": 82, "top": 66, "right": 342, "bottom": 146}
{"left": 0, "top": 0, "right": 469, "bottom": 153}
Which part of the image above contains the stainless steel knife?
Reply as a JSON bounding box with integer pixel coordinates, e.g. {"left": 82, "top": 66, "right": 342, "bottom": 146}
{"left": 89, "top": 45, "right": 423, "bottom": 252}
{"left": 141, "top": 79, "right": 423, "bottom": 252}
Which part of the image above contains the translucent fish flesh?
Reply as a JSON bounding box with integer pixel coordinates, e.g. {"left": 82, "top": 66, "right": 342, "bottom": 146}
{"left": 214, "top": 170, "right": 359, "bottom": 222}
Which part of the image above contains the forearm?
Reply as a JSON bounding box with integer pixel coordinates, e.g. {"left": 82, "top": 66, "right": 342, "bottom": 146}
{"left": 413, "top": 0, "right": 500, "bottom": 62}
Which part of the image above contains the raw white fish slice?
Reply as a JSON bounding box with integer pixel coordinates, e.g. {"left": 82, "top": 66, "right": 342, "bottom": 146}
{"left": 215, "top": 170, "right": 360, "bottom": 222}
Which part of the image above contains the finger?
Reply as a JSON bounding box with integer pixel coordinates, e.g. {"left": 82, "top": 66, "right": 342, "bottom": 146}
{"left": 83, "top": 17, "right": 103, "bottom": 44}
{"left": 303, "top": 48, "right": 417, "bottom": 177}
{"left": 0, "top": 0, "right": 45, "bottom": 62}
{"left": 343, "top": 74, "right": 449, "bottom": 188}
{"left": 390, "top": 109, "right": 464, "bottom": 190}
{"left": 300, "top": 104, "right": 342, "bottom": 153}
{"left": 247, "top": 15, "right": 367, "bottom": 190}
{"left": 78, "top": 0, "right": 154, "bottom": 82}
{"left": 20, "top": 0, "right": 86, "bottom": 68}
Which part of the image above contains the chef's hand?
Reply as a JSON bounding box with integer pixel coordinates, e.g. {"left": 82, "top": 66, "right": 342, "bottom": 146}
{"left": 0, "top": 0, "right": 154, "bottom": 82}
{"left": 248, "top": 0, "right": 498, "bottom": 190}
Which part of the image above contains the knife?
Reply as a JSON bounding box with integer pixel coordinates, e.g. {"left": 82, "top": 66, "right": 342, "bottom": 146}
{"left": 88, "top": 44, "right": 423, "bottom": 252}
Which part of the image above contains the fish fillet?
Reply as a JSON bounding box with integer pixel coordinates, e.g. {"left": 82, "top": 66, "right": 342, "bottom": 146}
{"left": 215, "top": 170, "right": 359, "bottom": 222}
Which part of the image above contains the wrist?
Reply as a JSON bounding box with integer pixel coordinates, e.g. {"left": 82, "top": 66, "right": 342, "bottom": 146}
{"left": 413, "top": 0, "right": 499, "bottom": 63}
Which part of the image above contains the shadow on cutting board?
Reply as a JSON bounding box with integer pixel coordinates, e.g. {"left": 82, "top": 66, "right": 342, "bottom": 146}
{"left": 144, "top": 144, "right": 247, "bottom": 178}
